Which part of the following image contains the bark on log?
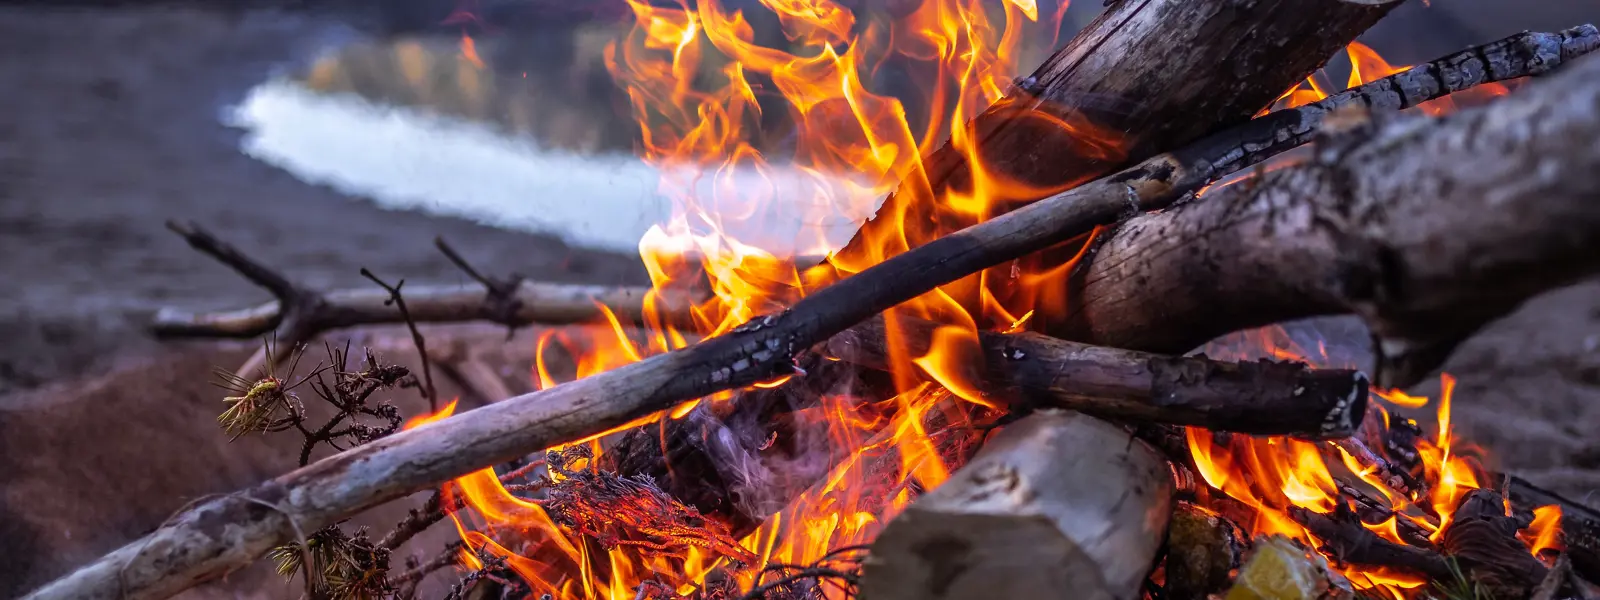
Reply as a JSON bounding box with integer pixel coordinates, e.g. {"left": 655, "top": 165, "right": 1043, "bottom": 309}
{"left": 828, "top": 0, "right": 1402, "bottom": 268}
{"left": 38, "top": 30, "right": 1600, "bottom": 600}
{"left": 1047, "top": 42, "right": 1600, "bottom": 388}
{"left": 858, "top": 410, "right": 1172, "bottom": 600}
{"left": 826, "top": 315, "right": 1369, "bottom": 438}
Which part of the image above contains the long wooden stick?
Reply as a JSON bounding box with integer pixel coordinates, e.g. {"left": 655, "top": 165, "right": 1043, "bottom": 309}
{"left": 34, "top": 33, "right": 1600, "bottom": 600}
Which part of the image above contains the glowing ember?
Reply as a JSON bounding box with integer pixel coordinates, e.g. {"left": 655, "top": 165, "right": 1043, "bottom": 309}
{"left": 401, "top": 1, "right": 1565, "bottom": 598}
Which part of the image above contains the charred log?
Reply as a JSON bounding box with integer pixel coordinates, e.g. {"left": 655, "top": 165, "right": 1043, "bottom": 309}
{"left": 1439, "top": 489, "right": 1552, "bottom": 599}
{"left": 1288, "top": 505, "right": 1454, "bottom": 582}
{"left": 858, "top": 410, "right": 1172, "bottom": 600}
{"left": 827, "top": 315, "right": 1369, "bottom": 438}
{"left": 1504, "top": 475, "right": 1600, "bottom": 586}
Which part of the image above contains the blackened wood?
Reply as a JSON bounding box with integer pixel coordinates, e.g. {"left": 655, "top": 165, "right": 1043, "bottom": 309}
{"left": 1440, "top": 489, "right": 1552, "bottom": 598}
{"left": 1505, "top": 475, "right": 1600, "bottom": 585}
{"left": 1289, "top": 505, "right": 1454, "bottom": 582}
{"left": 826, "top": 315, "right": 1368, "bottom": 438}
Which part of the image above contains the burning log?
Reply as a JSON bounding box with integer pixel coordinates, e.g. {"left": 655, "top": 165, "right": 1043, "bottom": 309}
{"left": 1504, "top": 475, "right": 1600, "bottom": 586}
{"left": 858, "top": 410, "right": 1172, "bottom": 600}
{"left": 1039, "top": 28, "right": 1600, "bottom": 388}
{"left": 37, "top": 27, "right": 1600, "bottom": 600}
{"left": 827, "top": 315, "right": 1369, "bottom": 438}
{"left": 1289, "top": 505, "right": 1454, "bottom": 582}
{"left": 1047, "top": 33, "right": 1600, "bottom": 389}
{"left": 1439, "top": 489, "right": 1552, "bottom": 599}
{"left": 827, "top": 0, "right": 1402, "bottom": 264}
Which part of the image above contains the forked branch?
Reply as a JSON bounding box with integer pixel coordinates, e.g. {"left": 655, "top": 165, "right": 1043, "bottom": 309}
{"left": 155, "top": 224, "right": 689, "bottom": 344}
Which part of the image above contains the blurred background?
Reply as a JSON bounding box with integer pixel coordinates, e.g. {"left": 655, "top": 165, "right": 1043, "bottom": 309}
{"left": 3, "top": 0, "right": 1600, "bottom": 597}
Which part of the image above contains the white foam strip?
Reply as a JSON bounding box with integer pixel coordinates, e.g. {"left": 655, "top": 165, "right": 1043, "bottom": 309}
{"left": 224, "top": 79, "right": 877, "bottom": 257}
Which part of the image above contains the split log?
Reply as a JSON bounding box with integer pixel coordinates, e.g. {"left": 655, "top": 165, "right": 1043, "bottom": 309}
{"left": 37, "top": 31, "right": 1600, "bottom": 600}
{"left": 858, "top": 410, "right": 1172, "bottom": 600}
{"left": 826, "top": 315, "right": 1369, "bottom": 438}
{"left": 1225, "top": 535, "right": 1354, "bottom": 600}
{"left": 1043, "top": 26, "right": 1600, "bottom": 388}
{"left": 827, "top": 0, "right": 1402, "bottom": 269}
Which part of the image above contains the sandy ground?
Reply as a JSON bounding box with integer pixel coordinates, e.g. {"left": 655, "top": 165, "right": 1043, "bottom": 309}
{"left": 0, "top": 6, "right": 643, "bottom": 596}
{"left": 5, "top": 2, "right": 1600, "bottom": 598}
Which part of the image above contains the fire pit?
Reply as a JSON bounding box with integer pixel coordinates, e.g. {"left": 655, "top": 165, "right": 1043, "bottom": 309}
{"left": 25, "top": 0, "right": 1600, "bottom": 599}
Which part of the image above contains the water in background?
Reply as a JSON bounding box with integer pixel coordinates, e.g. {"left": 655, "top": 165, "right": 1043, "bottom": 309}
{"left": 226, "top": 32, "right": 878, "bottom": 256}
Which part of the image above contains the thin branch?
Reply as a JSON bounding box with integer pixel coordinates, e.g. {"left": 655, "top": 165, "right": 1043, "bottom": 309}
{"left": 166, "top": 220, "right": 300, "bottom": 301}
{"left": 360, "top": 269, "right": 437, "bottom": 410}
{"left": 154, "top": 225, "right": 685, "bottom": 349}
{"left": 435, "top": 237, "right": 528, "bottom": 339}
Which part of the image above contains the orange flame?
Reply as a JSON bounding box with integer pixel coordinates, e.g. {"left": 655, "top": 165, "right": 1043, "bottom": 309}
{"left": 415, "top": 7, "right": 1559, "bottom": 599}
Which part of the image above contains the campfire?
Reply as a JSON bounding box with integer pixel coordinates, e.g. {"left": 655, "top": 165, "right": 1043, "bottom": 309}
{"left": 391, "top": 1, "right": 1596, "bottom": 598}
{"left": 27, "top": 1, "right": 1600, "bottom": 600}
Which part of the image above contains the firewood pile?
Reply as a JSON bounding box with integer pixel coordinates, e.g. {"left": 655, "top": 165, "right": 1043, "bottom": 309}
{"left": 24, "top": 1, "right": 1600, "bottom": 599}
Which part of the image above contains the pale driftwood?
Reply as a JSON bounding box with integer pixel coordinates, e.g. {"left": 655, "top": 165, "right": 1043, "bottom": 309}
{"left": 152, "top": 280, "right": 678, "bottom": 337}
{"left": 35, "top": 36, "right": 1600, "bottom": 600}
{"left": 827, "top": 0, "right": 1402, "bottom": 265}
{"left": 156, "top": 222, "right": 689, "bottom": 339}
{"left": 826, "top": 315, "right": 1368, "bottom": 438}
{"left": 858, "top": 410, "right": 1171, "bottom": 600}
